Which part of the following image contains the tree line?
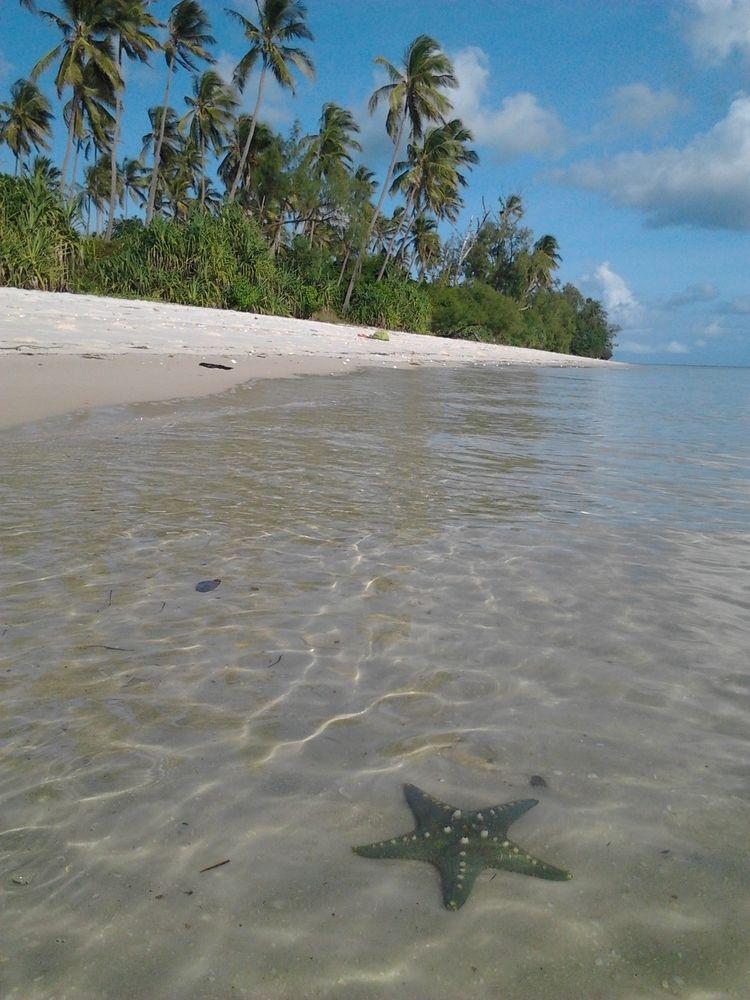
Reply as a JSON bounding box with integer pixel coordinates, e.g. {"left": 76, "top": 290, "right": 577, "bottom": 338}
{"left": 0, "top": 0, "right": 616, "bottom": 358}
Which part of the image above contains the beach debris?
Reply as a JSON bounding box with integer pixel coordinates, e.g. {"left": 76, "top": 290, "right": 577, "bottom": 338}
{"left": 529, "top": 774, "right": 548, "bottom": 788}
{"left": 82, "top": 644, "right": 135, "bottom": 652}
{"left": 199, "top": 362, "right": 233, "bottom": 370}
{"left": 199, "top": 859, "right": 231, "bottom": 874}
{"left": 11, "top": 874, "right": 29, "bottom": 885}
{"left": 267, "top": 655, "right": 282, "bottom": 668}
{"left": 357, "top": 330, "right": 390, "bottom": 342}
{"left": 196, "top": 579, "right": 221, "bottom": 593}
{"left": 353, "top": 783, "right": 571, "bottom": 911}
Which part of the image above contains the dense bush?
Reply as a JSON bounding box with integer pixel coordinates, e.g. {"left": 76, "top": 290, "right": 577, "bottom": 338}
{"left": 0, "top": 177, "right": 430, "bottom": 331}
{"left": 0, "top": 174, "right": 81, "bottom": 290}
{"left": 76, "top": 206, "right": 299, "bottom": 312}
{"left": 520, "top": 291, "right": 576, "bottom": 353}
{"left": 348, "top": 277, "right": 431, "bottom": 333}
{"left": 428, "top": 282, "right": 524, "bottom": 343}
{"left": 0, "top": 176, "right": 614, "bottom": 354}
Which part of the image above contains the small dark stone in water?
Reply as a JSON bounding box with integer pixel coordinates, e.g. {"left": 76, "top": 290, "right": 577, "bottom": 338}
{"left": 529, "top": 775, "right": 548, "bottom": 788}
{"left": 199, "top": 362, "right": 233, "bottom": 370}
{"left": 196, "top": 579, "right": 221, "bottom": 593}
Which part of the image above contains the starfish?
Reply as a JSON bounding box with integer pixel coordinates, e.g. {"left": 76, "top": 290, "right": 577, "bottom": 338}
{"left": 353, "top": 783, "right": 572, "bottom": 910}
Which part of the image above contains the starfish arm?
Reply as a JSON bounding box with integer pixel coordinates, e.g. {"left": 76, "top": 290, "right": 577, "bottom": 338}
{"left": 434, "top": 853, "right": 483, "bottom": 910}
{"left": 479, "top": 799, "right": 539, "bottom": 836}
{"left": 402, "top": 783, "right": 456, "bottom": 831}
{"left": 353, "top": 832, "right": 426, "bottom": 861}
{"left": 485, "top": 843, "right": 571, "bottom": 881}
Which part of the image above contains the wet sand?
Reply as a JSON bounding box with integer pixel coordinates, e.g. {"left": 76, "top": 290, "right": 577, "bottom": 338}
{"left": 0, "top": 287, "right": 621, "bottom": 428}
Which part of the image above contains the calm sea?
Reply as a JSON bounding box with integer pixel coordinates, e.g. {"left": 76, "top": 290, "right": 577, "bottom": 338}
{"left": 1, "top": 364, "right": 749, "bottom": 999}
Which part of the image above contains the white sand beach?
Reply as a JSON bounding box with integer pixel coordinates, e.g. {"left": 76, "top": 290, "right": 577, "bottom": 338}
{"left": 0, "top": 287, "right": 620, "bottom": 428}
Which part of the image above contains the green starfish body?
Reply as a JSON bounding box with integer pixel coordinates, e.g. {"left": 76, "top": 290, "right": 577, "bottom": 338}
{"left": 353, "top": 783, "right": 572, "bottom": 910}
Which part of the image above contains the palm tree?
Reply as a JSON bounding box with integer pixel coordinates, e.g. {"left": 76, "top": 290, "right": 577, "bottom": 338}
{"left": 342, "top": 35, "right": 456, "bottom": 311}
{"left": 378, "top": 118, "right": 477, "bottom": 279}
{"left": 62, "top": 63, "right": 116, "bottom": 191}
{"left": 163, "top": 135, "right": 201, "bottom": 218}
{"left": 82, "top": 155, "right": 111, "bottom": 234}
{"left": 303, "top": 102, "right": 360, "bottom": 244}
{"left": 225, "top": 0, "right": 314, "bottom": 202}
{"left": 106, "top": 0, "right": 160, "bottom": 238}
{"left": 120, "top": 156, "right": 148, "bottom": 217}
{"left": 337, "top": 165, "right": 377, "bottom": 284}
{"left": 32, "top": 1, "right": 122, "bottom": 192}
{"left": 26, "top": 154, "right": 61, "bottom": 187}
{"left": 0, "top": 79, "right": 54, "bottom": 175}
{"left": 145, "top": 0, "right": 215, "bottom": 224}
{"left": 218, "top": 116, "right": 275, "bottom": 197}
{"left": 179, "top": 69, "right": 237, "bottom": 207}
{"left": 305, "top": 102, "right": 360, "bottom": 181}
{"left": 406, "top": 214, "right": 440, "bottom": 280}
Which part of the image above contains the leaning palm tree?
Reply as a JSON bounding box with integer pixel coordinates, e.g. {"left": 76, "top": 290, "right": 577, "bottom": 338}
{"left": 342, "top": 35, "right": 456, "bottom": 312}
{"left": 225, "top": 0, "right": 314, "bottom": 202}
{"left": 145, "top": 0, "right": 215, "bottom": 223}
{"left": 179, "top": 69, "right": 237, "bottom": 208}
{"left": 0, "top": 79, "right": 54, "bottom": 175}
{"left": 106, "top": 0, "right": 160, "bottom": 238}
{"left": 32, "top": 1, "right": 122, "bottom": 191}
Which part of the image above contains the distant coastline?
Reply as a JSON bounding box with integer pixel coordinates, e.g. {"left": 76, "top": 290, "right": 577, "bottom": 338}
{"left": 0, "top": 287, "right": 623, "bottom": 429}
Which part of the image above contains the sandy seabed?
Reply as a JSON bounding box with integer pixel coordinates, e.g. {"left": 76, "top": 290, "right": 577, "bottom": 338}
{"left": 0, "top": 287, "right": 620, "bottom": 428}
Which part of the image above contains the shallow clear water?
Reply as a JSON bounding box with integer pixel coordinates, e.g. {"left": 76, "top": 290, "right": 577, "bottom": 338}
{"left": 1, "top": 365, "right": 749, "bottom": 999}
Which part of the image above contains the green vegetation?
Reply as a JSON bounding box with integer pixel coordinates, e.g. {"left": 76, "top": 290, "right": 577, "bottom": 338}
{"left": 0, "top": 0, "right": 616, "bottom": 357}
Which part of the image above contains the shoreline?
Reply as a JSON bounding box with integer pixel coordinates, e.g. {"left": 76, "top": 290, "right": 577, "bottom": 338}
{"left": 0, "top": 287, "right": 624, "bottom": 429}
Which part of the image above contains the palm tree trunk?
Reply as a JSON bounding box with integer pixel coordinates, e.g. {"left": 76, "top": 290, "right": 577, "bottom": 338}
{"left": 107, "top": 40, "right": 124, "bottom": 240}
{"left": 377, "top": 192, "right": 415, "bottom": 281}
{"left": 337, "top": 244, "right": 352, "bottom": 286}
{"left": 228, "top": 64, "right": 267, "bottom": 202}
{"left": 146, "top": 56, "right": 174, "bottom": 224}
{"left": 200, "top": 137, "right": 206, "bottom": 208}
{"left": 60, "top": 95, "right": 78, "bottom": 192}
{"left": 342, "top": 111, "right": 408, "bottom": 313}
{"left": 71, "top": 139, "right": 81, "bottom": 192}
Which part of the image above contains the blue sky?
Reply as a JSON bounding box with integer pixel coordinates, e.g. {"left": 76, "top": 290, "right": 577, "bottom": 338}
{"left": 2, "top": 0, "right": 750, "bottom": 365}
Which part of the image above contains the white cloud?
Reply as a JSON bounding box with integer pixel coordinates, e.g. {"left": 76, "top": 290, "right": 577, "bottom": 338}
{"left": 558, "top": 95, "right": 750, "bottom": 229}
{"left": 684, "top": 0, "right": 750, "bottom": 62}
{"left": 665, "top": 282, "right": 718, "bottom": 307}
{"left": 617, "top": 338, "right": 690, "bottom": 356}
{"left": 616, "top": 339, "right": 657, "bottom": 354}
{"left": 703, "top": 319, "right": 724, "bottom": 335}
{"left": 696, "top": 338, "right": 708, "bottom": 346}
{"left": 606, "top": 83, "right": 687, "bottom": 131}
{"left": 584, "top": 261, "right": 642, "bottom": 327}
{"left": 725, "top": 294, "right": 750, "bottom": 313}
{"left": 451, "top": 47, "right": 565, "bottom": 161}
